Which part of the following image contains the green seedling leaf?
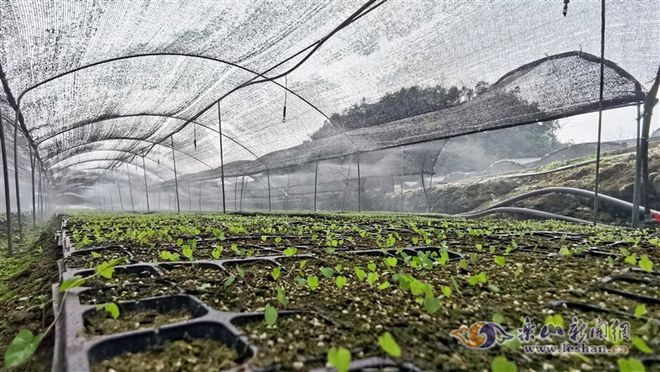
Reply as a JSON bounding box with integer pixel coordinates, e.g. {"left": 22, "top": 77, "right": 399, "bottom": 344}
{"left": 4, "top": 330, "right": 44, "bottom": 368}
{"left": 276, "top": 287, "right": 289, "bottom": 305}
{"left": 354, "top": 267, "right": 366, "bottom": 281}
{"left": 367, "top": 272, "right": 378, "bottom": 286}
{"left": 283, "top": 247, "right": 297, "bottom": 257}
{"left": 437, "top": 250, "right": 449, "bottom": 266}
{"left": 378, "top": 331, "right": 401, "bottom": 358}
{"left": 211, "top": 246, "right": 223, "bottom": 259}
{"left": 319, "top": 267, "right": 334, "bottom": 278}
{"left": 423, "top": 296, "right": 441, "bottom": 314}
{"left": 470, "top": 253, "right": 478, "bottom": 264}
{"left": 559, "top": 247, "right": 571, "bottom": 257}
{"left": 544, "top": 314, "right": 564, "bottom": 328}
{"left": 624, "top": 255, "right": 637, "bottom": 266}
{"left": 639, "top": 255, "right": 654, "bottom": 272}
{"left": 491, "top": 355, "right": 518, "bottom": 372}
{"left": 335, "top": 275, "right": 347, "bottom": 289}
{"left": 467, "top": 272, "right": 488, "bottom": 286}
{"left": 264, "top": 304, "right": 278, "bottom": 326}
{"left": 494, "top": 256, "right": 506, "bottom": 267}
{"left": 384, "top": 257, "right": 397, "bottom": 268}
{"left": 182, "top": 246, "right": 194, "bottom": 260}
{"left": 475, "top": 243, "right": 483, "bottom": 252}
{"left": 224, "top": 275, "right": 236, "bottom": 287}
{"left": 91, "top": 251, "right": 102, "bottom": 258}
{"left": 458, "top": 259, "right": 468, "bottom": 271}
{"left": 619, "top": 247, "right": 631, "bottom": 257}
{"left": 327, "top": 347, "right": 351, "bottom": 372}
{"left": 95, "top": 257, "right": 128, "bottom": 279}
{"left": 367, "top": 262, "right": 377, "bottom": 272}
{"left": 617, "top": 357, "right": 646, "bottom": 372}
{"left": 492, "top": 313, "right": 505, "bottom": 324}
{"left": 514, "top": 263, "right": 523, "bottom": 277}
{"left": 271, "top": 267, "right": 281, "bottom": 281}
{"left": 98, "top": 303, "right": 120, "bottom": 319}
{"left": 632, "top": 336, "right": 653, "bottom": 354}
{"left": 299, "top": 260, "right": 308, "bottom": 270}
{"left": 489, "top": 246, "right": 496, "bottom": 254}
{"left": 378, "top": 281, "right": 390, "bottom": 290}
{"left": 307, "top": 275, "right": 319, "bottom": 291}
{"left": 634, "top": 304, "right": 647, "bottom": 319}
{"left": 59, "top": 276, "right": 86, "bottom": 292}
{"left": 441, "top": 285, "right": 452, "bottom": 298}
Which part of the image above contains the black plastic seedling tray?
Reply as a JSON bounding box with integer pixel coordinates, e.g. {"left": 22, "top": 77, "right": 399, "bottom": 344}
{"left": 54, "top": 218, "right": 463, "bottom": 371}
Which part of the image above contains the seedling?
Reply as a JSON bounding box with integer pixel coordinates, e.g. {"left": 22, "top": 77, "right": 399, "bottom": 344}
{"left": 491, "top": 356, "right": 517, "bottom": 372}
{"left": 319, "top": 267, "right": 334, "bottom": 278}
{"left": 283, "top": 247, "right": 297, "bottom": 257}
{"left": 96, "top": 303, "right": 120, "bottom": 319}
{"left": 378, "top": 332, "right": 401, "bottom": 358}
{"left": 616, "top": 358, "right": 645, "bottom": 372}
{"left": 423, "top": 296, "right": 441, "bottom": 314}
{"left": 366, "top": 272, "right": 378, "bottom": 286}
{"left": 367, "top": 262, "right": 377, "bottom": 272}
{"left": 631, "top": 337, "right": 652, "bottom": 354}
{"left": 271, "top": 267, "right": 281, "bottom": 281}
{"left": 378, "top": 281, "right": 390, "bottom": 290}
{"left": 159, "top": 250, "right": 180, "bottom": 262}
{"left": 276, "top": 287, "right": 289, "bottom": 305}
{"left": 354, "top": 267, "right": 366, "bottom": 281}
{"left": 384, "top": 257, "right": 397, "bottom": 268}
{"left": 211, "top": 245, "right": 223, "bottom": 259}
{"left": 494, "top": 256, "right": 506, "bottom": 267}
{"left": 327, "top": 347, "right": 351, "bottom": 372}
{"left": 639, "top": 255, "right": 653, "bottom": 272}
{"left": 335, "top": 276, "right": 347, "bottom": 289}
{"left": 634, "top": 304, "right": 646, "bottom": 319}
{"left": 307, "top": 275, "right": 319, "bottom": 291}
{"left": 441, "top": 285, "right": 452, "bottom": 298}
{"left": 467, "top": 272, "right": 488, "bottom": 286}
{"left": 264, "top": 304, "right": 278, "bottom": 326}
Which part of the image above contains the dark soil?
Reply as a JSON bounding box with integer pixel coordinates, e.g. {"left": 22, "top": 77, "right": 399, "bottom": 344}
{"left": 0, "top": 223, "right": 60, "bottom": 372}
{"left": 90, "top": 338, "right": 238, "bottom": 372}
{"left": 85, "top": 308, "right": 193, "bottom": 336}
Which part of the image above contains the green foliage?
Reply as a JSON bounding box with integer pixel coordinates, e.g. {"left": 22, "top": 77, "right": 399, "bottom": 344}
{"left": 96, "top": 257, "right": 128, "bottom": 279}
{"left": 384, "top": 257, "right": 397, "bottom": 268}
{"left": 378, "top": 331, "right": 401, "bottom": 358}
{"left": 631, "top": 336, "right": 652, "bottom": 354}
{"left": 264, "top": 304, "right": 278, "bottom": 326}
{"left": 492, "top": 313, "right": 505, "bottom": 324}
{"left": 467, "top": 272, "right": 488, "bottom": 286}
{"left": 327, "top": 347, "right": 351, "bottom": 372}
{"left": 491, "top": 355, "right": 517, "bottom": 372}
{"left": 276, "top": 287, "right": 288, "bottom": 305}
{"left": 283, "top": 247, "right": 297, "bottom": 257}
{"left": 97, "top": 302, "right": 120, "bottom": 319}
{"left": 335, "top": 276, "right": 347, "bottom": 289}
{"left": 319, "top": 267, "right": 334, "bottom": 278}
{"left": 367, "top": 262, "right": 377, "bottom": 272}
{"left": 59, "top": 275, "right": 86, "bottom": 292}
{"left": 211, "top": 245, "right": 223, "bottom": 259}
{"left": 271, "top": 267, "right": 281, "bottom": 281}
{"left": 624, "top": 255, "right": 637, "bottom": 266}
{"left": 639, "top": 255, "right": 653, "bottom": 272}
{"left": 544, "top": 314, "right": 564, "bottom": 328}
{"left": 423, "top": 296, "right": 441, "bottom": 314}
{"left": 437, "top": 250, "right": 449, "bottom": 266}
{"left": 441, "top": 285, "right": 452, "bottom": 299}
{"left": 634, "top": 304, "right": 647, "bottom": 319}
{"left": 182, "top": 246, "right": 194, "bottom": 261}
{"left": 3, "top": 330, "right": 44, "bottom": 368}
{"left": 160, "top": 250, "right": 180, "bottom": 261}
{"left": 366, "top": 272, "right": 378, "bottom": 286}
{"left": 223, "top": 275, "right": 236, "bottom": 287}
{"left": 378, "top": 281, "right": 390, "bottom": 290}
{"left": 307, "top": 275, "right": 319, "bottom": 291}
{"left": 354, "top": 267, "right": 366, "bottom": 281}
{"left": 617, "top": 357, "right": 645, "bottom": 372}
{"left": 494, "top": 256, "right": 506, "bottom": 267}
{"left": 458, "top": 259, "right": 468, "bottom": 270}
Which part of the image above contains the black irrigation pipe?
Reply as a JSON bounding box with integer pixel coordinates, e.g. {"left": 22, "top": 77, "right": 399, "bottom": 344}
{"left": 456, "top": 187, "right": 659, "bottom": 222}
{"left": 455, "top": 207, "right": 592, "bottom": 225}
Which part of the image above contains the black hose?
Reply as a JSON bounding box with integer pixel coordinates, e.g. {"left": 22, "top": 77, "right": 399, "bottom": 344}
{"left": 457, "top": 206, "right": 592, "bottom": 225}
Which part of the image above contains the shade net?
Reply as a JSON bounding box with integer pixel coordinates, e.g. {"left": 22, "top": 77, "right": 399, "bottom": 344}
{"left": 0, "top": 0, "right": 657, "bottom": 207}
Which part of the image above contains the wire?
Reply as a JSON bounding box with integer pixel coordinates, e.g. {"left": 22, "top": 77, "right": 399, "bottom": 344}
{"left": 592, "top": 0, "right": 606, "bottom": 225}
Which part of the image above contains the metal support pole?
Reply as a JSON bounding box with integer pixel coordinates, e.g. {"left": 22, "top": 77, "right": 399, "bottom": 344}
{"left": 30, "top": 147, "right": 35, "bottom": 226}
{"left": 126, "top": 164, "right": 134, "bottom": 212}
{"left": 239, "top": 176, "right": 245, "bottom": 211}
{"left": 13, "top": 114, "right": 22, "bottom": 240}
{"left": 217, "top": 102, "right": 226, "bottom": 213}
{"left": 592, "top": 0, "right": 605, "bottom": 225}
{"left": 234, "top": 177, "right": 238, "bottom": 211}
{"left": 198, "top": 181, "right": 202, "bottom": 212}
{"left": 116, "top": 181, "right": 124, "bottom": 211}
{"left": 142, "top": 156, "right": 150, "bottom": 212}
{"left": 357, "top": 152, "right": 362, "bottom": 212}
{"left": 0, "top": 106, "right": 13, "bottom": 254}
{"left": 267, "top": 170, "right": 271, "bottom": 212}
{"left": 38, "top": 167, "right": 43, "bottom": 218}
{"left": 641, "top": 67, "right": 660, "bottom": 219}
{"left": 632, "top": 103, "right": 642, "bottom": 227}
{"left": 187, "top": 182, "right": 192, "bottom": 211}
{"left": 314, "top": 161, "right": 319, "bottom": 211}
{"left": 171, "top": 136, "right": 181, "bottom": 214}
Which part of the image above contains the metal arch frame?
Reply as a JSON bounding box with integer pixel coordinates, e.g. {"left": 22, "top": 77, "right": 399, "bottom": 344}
{"left": 49, "top": 152, "right": 173, "bottom": 174}
{"left": 50, "top": 161, "right": 167, "bottom": 183}
{"left": 36, "top": 113, "right": 264, "bottom": 162}
{"left": 43, "top": 136, "right": 214, "bottom": 170}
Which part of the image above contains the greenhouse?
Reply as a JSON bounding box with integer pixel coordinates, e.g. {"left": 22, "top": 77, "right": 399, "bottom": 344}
{"left": 0, "top": 0, "right": 659, "bottom": 371}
